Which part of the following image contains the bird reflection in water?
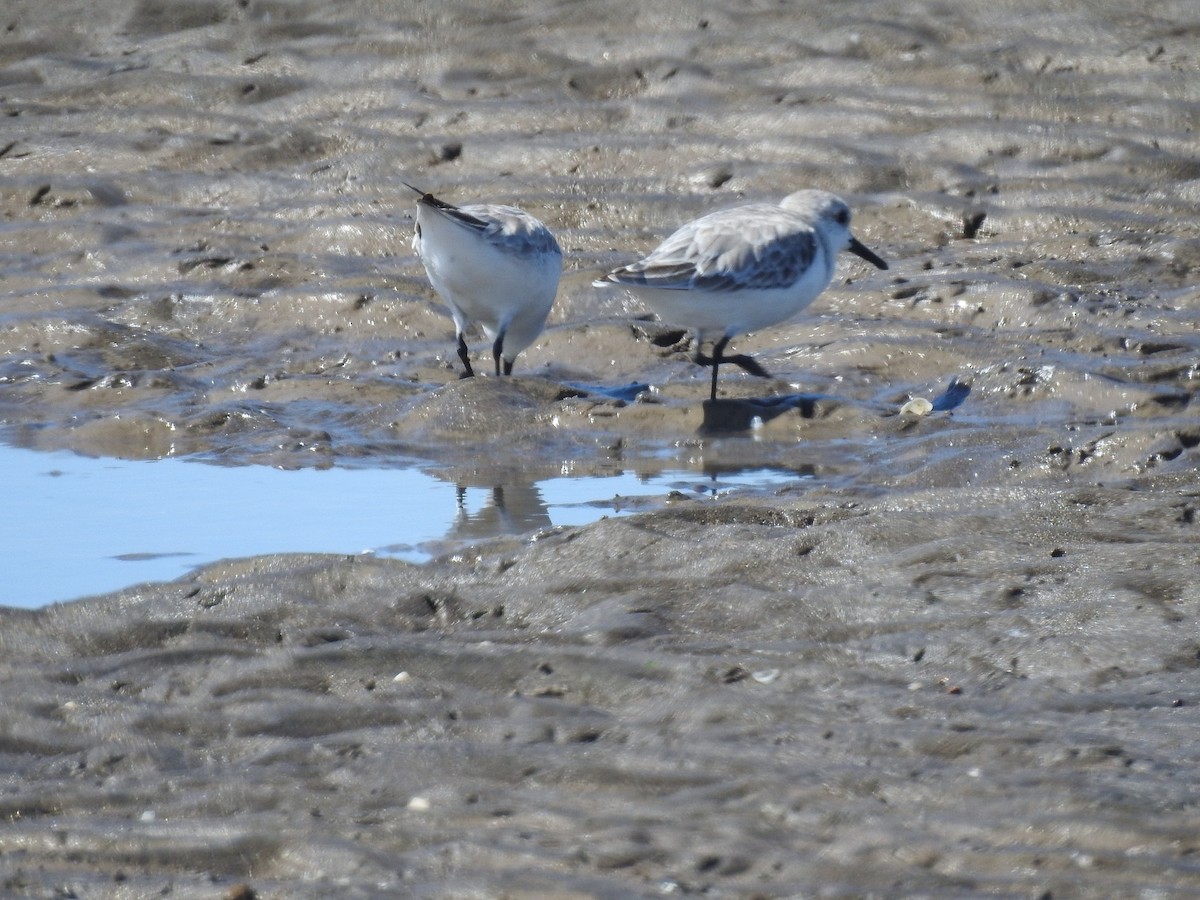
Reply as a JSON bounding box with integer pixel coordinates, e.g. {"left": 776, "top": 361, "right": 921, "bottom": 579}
{"left": 450, "top": 482, "right": 553, "bottom": 542}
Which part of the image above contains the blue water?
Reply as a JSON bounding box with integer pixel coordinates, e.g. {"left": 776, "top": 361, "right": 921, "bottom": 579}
{"left": 1, "top": 445, "right": 798, "bottom": 609}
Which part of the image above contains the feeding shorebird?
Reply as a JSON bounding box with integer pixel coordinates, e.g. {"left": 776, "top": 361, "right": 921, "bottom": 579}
{"left": 407, "top": 183, "right": 562, "bottom": 377}
{"left": 594, "top": 190, "right": 888, "bottom": 400}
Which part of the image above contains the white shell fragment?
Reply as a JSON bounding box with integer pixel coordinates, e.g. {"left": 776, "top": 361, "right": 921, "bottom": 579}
{"left": 900, "top": 397, "right": 934, "bottom": 416}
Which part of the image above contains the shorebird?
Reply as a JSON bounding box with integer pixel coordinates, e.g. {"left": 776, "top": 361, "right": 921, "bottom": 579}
{"left": 407, "top": 183, "right": 562, "bottom": 377}
{"left": 594, "top": 190, "right": 888, "bottom": 400}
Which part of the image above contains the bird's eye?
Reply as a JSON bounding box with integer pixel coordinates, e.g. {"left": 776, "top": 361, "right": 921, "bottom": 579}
{"left": 836, "top": 208, "right": 850, "bottom": 226}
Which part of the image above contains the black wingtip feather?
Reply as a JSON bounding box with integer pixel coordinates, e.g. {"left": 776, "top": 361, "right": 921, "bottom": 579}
{"left": 403, "top": 181, "right": 463, "bottom": 213}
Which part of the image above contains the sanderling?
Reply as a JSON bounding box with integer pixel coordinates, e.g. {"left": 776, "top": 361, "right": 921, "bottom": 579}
{"left": 594, "top": 190, "right": 888, "bottom": 400}
{"left": 407, "top": 183, "right": 562, "bottom": 377}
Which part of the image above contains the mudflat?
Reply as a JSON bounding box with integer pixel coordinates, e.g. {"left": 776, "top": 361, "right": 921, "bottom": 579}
{"left": 1, "top": 0, "right": 1198, "bottom": 896}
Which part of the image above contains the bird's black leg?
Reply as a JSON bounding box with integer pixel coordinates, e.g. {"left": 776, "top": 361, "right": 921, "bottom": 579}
{"left": 693, "top": 335, "right": 770, "bottom": 400}
{"left": 457, "top": 333, "right": 475, "bottom": 378}
{"left": 708, "top": 335, "right": 730, "bottom": 401}
{"left": 492, "top": 332, "right": 504, "bottom": 377}
{"left": 492, "top": 326, "right": 510, "bottom": 377}
{"left": 692, "top": 341, "right": 720, "bottom": 400}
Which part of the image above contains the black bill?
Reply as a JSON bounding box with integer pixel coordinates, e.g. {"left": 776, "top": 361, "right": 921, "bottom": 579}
{"left": 848, "top": 236, "right": 888, "bottom": 270}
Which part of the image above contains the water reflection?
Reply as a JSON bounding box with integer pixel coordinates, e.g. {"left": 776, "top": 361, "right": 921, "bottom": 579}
{"left": 452, "top": 483, "right": 553, "bottom": 541}
{"left": 1, "top": 444, "right": 803, "bottom": 609}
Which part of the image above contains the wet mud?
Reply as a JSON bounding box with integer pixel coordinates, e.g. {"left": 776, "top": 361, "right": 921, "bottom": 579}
{"left": 1, "top": 0, "right": 1199, "bottom": 895}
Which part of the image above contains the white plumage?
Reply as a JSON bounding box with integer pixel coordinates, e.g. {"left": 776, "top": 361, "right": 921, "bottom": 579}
{"left": 595, "top": 190, "right": 887, "bottom": 400}
{"left": 409, "top": 184, "right": 562, "bottom": 377}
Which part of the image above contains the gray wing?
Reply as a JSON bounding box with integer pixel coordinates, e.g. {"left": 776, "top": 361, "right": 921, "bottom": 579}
{"left": 415, "top": 188, "right": 560, "bottom": 258}
{"left": 457, "top": 203, "right": 562, "bottom": 257}
{"left": 605, "top": 205, "right": 816, "bottom": 292}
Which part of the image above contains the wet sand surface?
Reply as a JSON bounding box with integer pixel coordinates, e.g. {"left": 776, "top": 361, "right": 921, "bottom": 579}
{"left": 2, "top": 0, "right": 1200, "bottom": 895}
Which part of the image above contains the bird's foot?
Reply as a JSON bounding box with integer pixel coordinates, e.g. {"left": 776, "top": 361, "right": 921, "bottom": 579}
{"left": 692, "top": 350, "right": 770, "bottom": 378}
{"left": 727, "top": 354, "right": 771, "bottom": 379}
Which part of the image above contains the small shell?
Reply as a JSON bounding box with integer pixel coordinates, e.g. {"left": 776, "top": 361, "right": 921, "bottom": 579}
{"left": 900, "top": 396, "right": 934, "bottom": 416}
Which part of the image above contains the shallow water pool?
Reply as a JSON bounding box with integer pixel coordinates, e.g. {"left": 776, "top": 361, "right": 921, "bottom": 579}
{"left": 2, "top": 444, "right": 802, "bottom": 609}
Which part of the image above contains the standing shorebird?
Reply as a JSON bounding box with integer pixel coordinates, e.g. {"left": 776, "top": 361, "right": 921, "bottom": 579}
{"left": 407, "top": 183, "right": 562, "bottom": 377}
{"left": 594, "top": 190, "right": 888, "bottom": 400}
